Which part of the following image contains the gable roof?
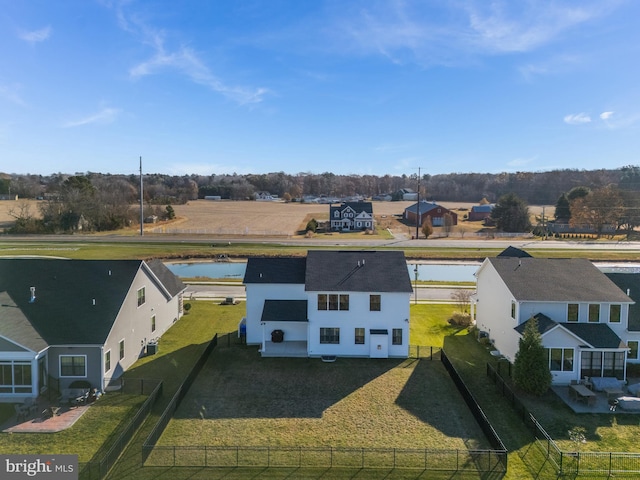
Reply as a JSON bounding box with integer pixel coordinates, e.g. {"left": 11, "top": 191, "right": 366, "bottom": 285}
{"left": 497, "top": 246, "right": 532, "bottom": 258}
{"left": 487, "top": 257, "right": 632, "bottom": 303}
{"left": 0, "top": 259, "right": 181, "bottom": 346}
{"left": 330, "top": 202, "right": 373, "bottom": 215}
{"left": 515, "top": 313, "right": 625, "bottom": 349}
{"left": 261, "top": 300, "right": 308, "bottom": 322}
{"left": 305, "top": 251, "right": 412, "bottom": 293}
{"left": 147, "top": 259, "right": 186, "bottom": 297}
{"left": 404, "top": 201, "right": 453, "bottom": 215}
{"left": 471, "top": 205, "right": 493, "bottom": 213}
{"left": 243, "top": 257, "right": 306, "bottom": 284}
{"left": 0, "top": 291, "right": 48, "bottom": 352}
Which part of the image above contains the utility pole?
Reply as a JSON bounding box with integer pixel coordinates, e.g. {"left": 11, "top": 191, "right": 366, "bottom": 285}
{"left": 139, "top": 156, "right": 144, "bottom": 237}
{"left": 415, "top": 167, "right": 421, "bottom": 239}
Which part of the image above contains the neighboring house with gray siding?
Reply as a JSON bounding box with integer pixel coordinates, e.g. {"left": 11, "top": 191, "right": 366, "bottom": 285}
{"left": 0, "top": 259, "right": 185, "bottom": 402}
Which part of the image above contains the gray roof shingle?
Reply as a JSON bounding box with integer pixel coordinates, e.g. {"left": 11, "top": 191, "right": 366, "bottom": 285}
{"left": 261, "top": 300, "right": 308, "bottom": 322}
{"left": 305, "top": 251, "right": 412, "bottom": 293}
{"left": 0, "top": 259, "right": 183, "bottom": 346}
{"left": 515, "top": 314, "right": 625, "bottom": 349}
{"left": 488, "top": 257, "right": 632, "bottom": 303}
{"left": 243, "top": 257, "right": 306, "bottom": 284}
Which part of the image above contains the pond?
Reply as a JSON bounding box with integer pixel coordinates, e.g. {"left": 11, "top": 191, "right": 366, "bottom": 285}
{"left": 165, "top": 261, "right": 482, "bottom": 282}
{"left": 164, "top": 260, "right": 640, "bottom": 283}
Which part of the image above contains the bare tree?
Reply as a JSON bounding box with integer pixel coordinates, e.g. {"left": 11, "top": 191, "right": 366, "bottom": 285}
{"left": 450, "top": 289, "right": 472, "bottom": 313}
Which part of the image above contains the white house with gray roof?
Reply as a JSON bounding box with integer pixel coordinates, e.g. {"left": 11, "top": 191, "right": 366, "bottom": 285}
{"left": 473, "top": 254, "right": 634, "bottom": 385}
{"left": 0, "top": 259, "right": 186, "bottom": 401}
{"left": 242, "top": 251, "right": 412, "bottom": 358}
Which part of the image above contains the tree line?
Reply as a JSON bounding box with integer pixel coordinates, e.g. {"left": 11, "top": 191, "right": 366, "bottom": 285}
{"left": 2, "top": 166, "right": 640, "bottom": 234}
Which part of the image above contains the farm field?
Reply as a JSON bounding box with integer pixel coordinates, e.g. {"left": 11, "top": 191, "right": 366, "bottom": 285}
{"left": 0, "top": 198, "right": 552, "bottom": 237}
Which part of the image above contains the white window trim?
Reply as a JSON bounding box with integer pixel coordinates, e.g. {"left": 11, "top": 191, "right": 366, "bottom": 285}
{"left": 105, "top": 349, "right": 112, "bottom": 373}
{"left": 59, "top": 354, "right": 87, "bottom": 378}
{"left": 119, "top": 339, "right": 125, "bottom": 360}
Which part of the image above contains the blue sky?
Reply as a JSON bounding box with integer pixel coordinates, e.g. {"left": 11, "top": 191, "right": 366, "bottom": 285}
{"left": 1, "top": 0, "right": 639, "bottom": 177}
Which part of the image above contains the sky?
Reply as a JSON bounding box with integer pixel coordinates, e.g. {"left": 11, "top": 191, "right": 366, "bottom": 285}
{"left": 1, "top": 0, "right": 640, "bottom": 177}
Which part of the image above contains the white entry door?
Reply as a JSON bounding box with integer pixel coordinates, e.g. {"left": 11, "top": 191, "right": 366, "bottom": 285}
{"left": 370, "top": 333, "right": 389, "bottom": 358}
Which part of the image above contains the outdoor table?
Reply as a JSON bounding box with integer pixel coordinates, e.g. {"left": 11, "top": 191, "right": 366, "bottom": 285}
{"left": 570, "top": 384, "right": 597, "bottom": 406}
{"left": 604, "top": 387, "right": 624, "bottom": 398}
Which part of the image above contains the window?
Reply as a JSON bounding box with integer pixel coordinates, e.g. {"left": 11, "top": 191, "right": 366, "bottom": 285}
{"left": 320, "top": 328, "right": 340, "bottom": 344}
{"left": 151, "top": 315, "right": 156, "bottom": 332}
{"left": 355, "top": 328, "right": 365, "bottom": 345}
{"left": 610, "top": 304, "right": 621, "bottom": 323}
{"left": 629, "top": 341, "right": 639, "bottom": 360}
{"left": 0, "top": 362, "right": 32, "bottom": 394}
{"left": 510, "top": 301, "right": 516, "bottom": 319}
{"left": 329, "top": 294, "right": 339, "bottom": 310}
{"left": 318, "top": 294, "right": 349, "bottom": 311}
{"left": 339, "top": 295, "right": 349, "bottom": 311}
{"left": 137, "top": 287, "right": 146, "bottom": 307}
{"left": 548, "top": 348, "right": 573, "bottom": 372}
{"left": 334, "top": 211, "right": 339, "bottom": 217}
{"left": 318, "top": 294, "right": 327, "bottom": 311}
{"left": 588, "top": 304, "right": 600, "bottom": 323}
{"left": 370, "top": 295, "right": 381, "bottom": 311}
{"left": 105, "top": 350, "right": 111, "bottom": 373}
{"left": 567, "top": 304, "right": 578, "bottom": 322}
{"left": 60, "top": 355, "right": 86, "bottom": 377}
{"left": 392, "top": 328, "right": 403, "bottom": 345}
{"left": 119, "top": 339, "right": 125, "bottom": 360}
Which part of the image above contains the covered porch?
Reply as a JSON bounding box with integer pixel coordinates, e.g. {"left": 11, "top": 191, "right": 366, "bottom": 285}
{"left": 259, "top": 299, "right": 309, "bottom": 358}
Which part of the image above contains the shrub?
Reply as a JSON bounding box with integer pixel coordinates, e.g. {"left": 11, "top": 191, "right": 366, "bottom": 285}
{"left": 448, "top": 312, "right": 472, "bottom": 327}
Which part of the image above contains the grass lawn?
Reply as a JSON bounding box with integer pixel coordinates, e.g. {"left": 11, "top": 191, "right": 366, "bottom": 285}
{"left": 0, "top": 394, "right": 146, "bottom": 462}
{"left": 158, "top": 347, "right": 488, "bottom": 451}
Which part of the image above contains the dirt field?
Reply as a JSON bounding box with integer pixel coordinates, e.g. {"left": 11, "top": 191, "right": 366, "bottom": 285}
{"left": 0, "top": 199, "right": 552, "bottom": 236}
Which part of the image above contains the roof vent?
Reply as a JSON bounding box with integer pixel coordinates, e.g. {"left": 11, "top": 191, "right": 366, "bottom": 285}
{"left": 29, "top": 286, "right": 36, "bottom": 303}
{"left": 92, "top": 298, "right": 96, "bottom": 306}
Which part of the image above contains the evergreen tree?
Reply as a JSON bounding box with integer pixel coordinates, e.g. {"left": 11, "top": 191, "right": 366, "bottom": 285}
{"left": 513, "top": 317, "right": 552, "bottom": 395}
{"left": 554, "top": 193, "right": 571, "bottom": 221}
{"left": 490, "top": 192, "right": 532, "bottom": 232}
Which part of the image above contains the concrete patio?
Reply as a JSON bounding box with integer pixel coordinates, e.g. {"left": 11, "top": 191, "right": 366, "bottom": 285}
{"left": 259, "top": 340, "right": 308, "bottom": 357}
{"left": 552, "top": 384, "right": 640, "bottom": 414}
{"left": 2, "top": 400, "right": 90, "bottom": 433}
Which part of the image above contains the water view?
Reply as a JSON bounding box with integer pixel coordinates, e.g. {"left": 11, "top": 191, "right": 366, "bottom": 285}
{"left": 165, "top": 261, "right": 482, "bottom": 282}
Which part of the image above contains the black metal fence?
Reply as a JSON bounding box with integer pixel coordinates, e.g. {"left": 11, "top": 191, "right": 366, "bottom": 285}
{"left": 144, "top": 445, "right": 505, "bottom": 473}
{"left": 486, "top": 362, "right": 640, "bottom": 477}
{"left": 78, "top": 379, "right": 163, "bottom": 480}
{"left": 142, "top": 333, "right": 219, "bottom": 462}
{"left": 141, "top": 343, "right": 506, "bottom": 476}
{"left": 408, "top": 344, "right": 441, "bottom": 359}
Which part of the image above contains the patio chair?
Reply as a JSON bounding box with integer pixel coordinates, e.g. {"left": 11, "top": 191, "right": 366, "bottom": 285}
{"left": 14, "top": 404, "right": 27, "bottom": 422}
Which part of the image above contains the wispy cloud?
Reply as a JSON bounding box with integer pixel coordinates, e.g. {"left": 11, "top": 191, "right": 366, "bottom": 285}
{"left": 564, "top": 113, "right": 591, "bottom": 125}
{"left": 62, "top": 107, "right": 121, "bottom": 128}
{"left": 599, "top": 111, "right": 640, "bottom": 129}
{"left": 108, "top": 2, "right": 268, "bottom": 105}
{"left": 0, "top": 84, "right": 26, "bottom": 106}
{"left": 18, "top": 26, "right": 52, "bottom": 44}
{"left": 600, "top": 111, "right": 614, "bottom": 120}
{"left": 334, "top": 1, "right": 619, "bottom": 66}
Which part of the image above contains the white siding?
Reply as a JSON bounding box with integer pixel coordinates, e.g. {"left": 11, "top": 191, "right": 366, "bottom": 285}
{"left": 244, "top": 283, "right": 306, "bottom": 345}
{"left": 307, "top": 291, "right": 409, "bottom": 357}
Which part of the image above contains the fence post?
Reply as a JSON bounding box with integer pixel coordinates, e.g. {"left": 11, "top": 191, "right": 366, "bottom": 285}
{"left": 361, "top": 448, "right": 364, "bottom": 468}
{"left": 173, "top": 446, "right": 176, "bottom": 467}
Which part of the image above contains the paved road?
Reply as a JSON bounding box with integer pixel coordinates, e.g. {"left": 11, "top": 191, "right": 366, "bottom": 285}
{"left": 3, "top": 233, "right": 640, "bottom": 251}
{"left": 184, "top": 282, "right": 469, "bottom": 303}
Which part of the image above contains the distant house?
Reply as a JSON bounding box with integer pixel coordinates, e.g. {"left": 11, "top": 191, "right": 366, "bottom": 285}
{"left": 396, "top": 188, "right": 418, "bottom": 201}
{"left": 255, "top": 191, "right": 277, "bottom": 201}
{"left": 468, "top": 204, "right": 494, "bottom": 222}
{"left": 242, "top": 251, "right": 412, "bottom": 358}
{"left": 0, "top": 259, "right": 186, "bottom": 401}
{"left": 473, "top": 252, "right": 634, "bottom": 385}
{"left": 329, "top": 202, "right": 374, "bottom": 231}
{"left": 404, "top": 201, "right": 458, "bottom": 227}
